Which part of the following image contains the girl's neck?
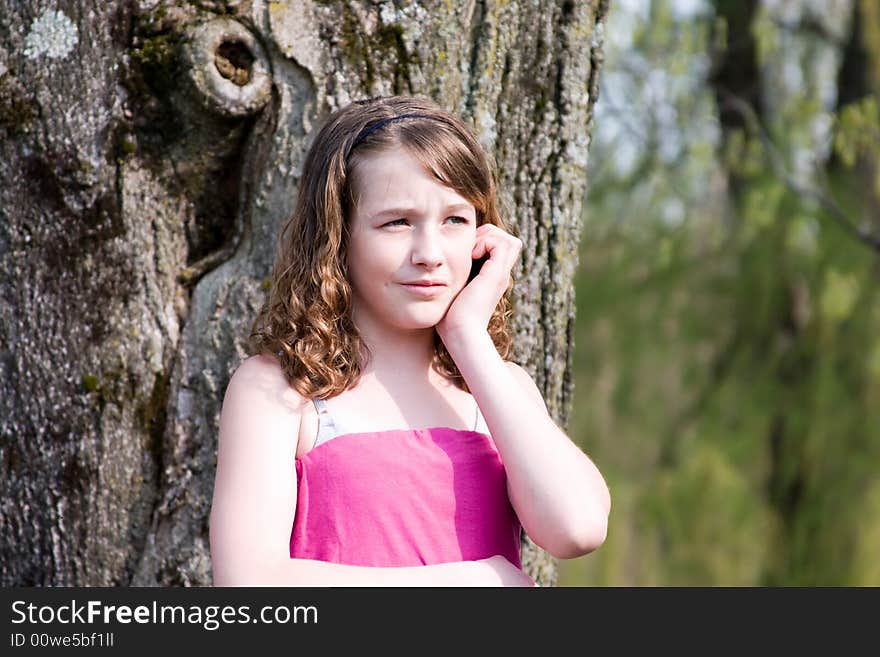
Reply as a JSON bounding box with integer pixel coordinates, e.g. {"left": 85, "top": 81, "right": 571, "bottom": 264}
{"left": 355, "top": 317, "right": 439, "bottom": 382}
{"left": 361, "top": 330, "right": 437, "bottom": 378}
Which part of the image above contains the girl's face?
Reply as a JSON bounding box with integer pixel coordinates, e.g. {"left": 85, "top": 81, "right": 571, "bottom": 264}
{"left": 347, "top": 147, "right": 478, "bottom": 334}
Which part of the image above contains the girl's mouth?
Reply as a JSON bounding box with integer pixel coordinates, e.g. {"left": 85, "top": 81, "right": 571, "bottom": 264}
{"left": 400, "top": 283, "right": 446, "bottom": 297}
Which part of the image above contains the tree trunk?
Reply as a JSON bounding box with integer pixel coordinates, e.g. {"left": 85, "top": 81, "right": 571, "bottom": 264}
{"left": 0, "top": 0, "right": 609, "bottom": 586}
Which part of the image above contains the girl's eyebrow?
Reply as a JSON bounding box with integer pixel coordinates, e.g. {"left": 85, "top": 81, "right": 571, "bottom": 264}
{"left": 370, "top": 203, "right": 474, "bottom": 219}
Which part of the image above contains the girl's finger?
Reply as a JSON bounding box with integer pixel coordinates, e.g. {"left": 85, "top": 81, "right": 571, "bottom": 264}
{"left": 476, "top": 231, "right": 518, "bottom": 262}
{"left": 477, "top": 223, "right": 503, "bottom": 238}
{"left": 474, "top": 234, "right": 500, "bottom": 261}
{"left": 472, "top": 236, "right": 487, "bottom": 259}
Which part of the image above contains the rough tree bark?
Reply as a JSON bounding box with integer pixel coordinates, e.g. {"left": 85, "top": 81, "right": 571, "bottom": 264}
{"left": 0, "top": 0, "right": 609, "bottom": 586}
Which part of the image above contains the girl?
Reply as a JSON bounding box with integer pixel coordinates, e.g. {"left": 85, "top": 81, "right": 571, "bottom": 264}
{"left": 209, "top": 95, "right": 611, "bottom": 586}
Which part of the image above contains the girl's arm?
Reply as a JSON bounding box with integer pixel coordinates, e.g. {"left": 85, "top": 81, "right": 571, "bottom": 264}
{"left": 443, "top": 328, "right": 612, "bottom": 560}
{"left": 228, "top": 556, "right": 531, "bottom": 587}
{"left": 209, "top": 355, "right": 532, "bottom": 587}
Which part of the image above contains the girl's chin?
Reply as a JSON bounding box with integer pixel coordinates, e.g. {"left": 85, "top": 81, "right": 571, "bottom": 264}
{"left": 392, "top": 312, "right": 449, "bottom": 331}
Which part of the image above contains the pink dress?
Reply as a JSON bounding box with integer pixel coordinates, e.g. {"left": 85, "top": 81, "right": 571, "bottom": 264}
{"left": 289, "top": 421, "right": 523, "bottom": 568}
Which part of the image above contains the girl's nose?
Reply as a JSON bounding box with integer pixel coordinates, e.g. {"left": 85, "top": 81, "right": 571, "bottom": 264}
{"left": 410, "top": 226, "right": 444, "bottom": 267}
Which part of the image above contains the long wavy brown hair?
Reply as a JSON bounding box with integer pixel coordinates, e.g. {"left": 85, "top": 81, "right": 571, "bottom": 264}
{"left": 248, "top": 95, "right": 515, "bottom": 398}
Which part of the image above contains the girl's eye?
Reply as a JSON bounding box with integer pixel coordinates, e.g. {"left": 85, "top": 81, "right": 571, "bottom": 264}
{"left": 383, "top": 216, "right": 469, "bottom": 227}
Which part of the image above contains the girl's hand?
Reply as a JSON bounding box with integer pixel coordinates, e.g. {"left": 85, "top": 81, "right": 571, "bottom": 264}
{"left": 476, "top": 555, "right": 537, "bottom": 587}
{"left": 436, "top": 223, "right": 522, "bottom": 342}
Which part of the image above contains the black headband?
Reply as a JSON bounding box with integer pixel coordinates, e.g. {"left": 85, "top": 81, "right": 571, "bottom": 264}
{"left": 346, "top": 113, "right": 434, "bottom": 157}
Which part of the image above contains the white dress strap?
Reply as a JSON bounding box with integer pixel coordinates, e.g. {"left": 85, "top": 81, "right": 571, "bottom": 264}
{"left": 312, "top": 398, "right": 345, "bottom": 447}
{"left": 474, "top": 400, "right": 490, "bottom": 434}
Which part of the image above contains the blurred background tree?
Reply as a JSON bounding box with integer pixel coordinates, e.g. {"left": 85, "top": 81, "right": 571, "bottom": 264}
{"left": 561, "top": 0, "right": 880, "bottom": 585}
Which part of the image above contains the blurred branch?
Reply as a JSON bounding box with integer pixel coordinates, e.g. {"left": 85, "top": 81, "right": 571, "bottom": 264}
{"left": 718, "top": 88, "right": 880, "bottom": 252}
{"left": 767, "top": 15, "right": 849, "bottom": 48}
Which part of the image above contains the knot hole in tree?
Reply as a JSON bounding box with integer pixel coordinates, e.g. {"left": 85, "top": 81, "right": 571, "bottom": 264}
{"left": 215, "top": 40, "right": 253, "bottom": 87}
{"left": 182, "top": 17, "right": 271, "bottom": 118}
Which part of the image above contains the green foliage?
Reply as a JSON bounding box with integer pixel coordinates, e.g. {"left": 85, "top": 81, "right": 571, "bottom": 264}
{"left": 641, "top": 443, "right": 778, "bottom": 584}
{"left": 834, "top": 96, "right": 879, "bottom": 165}
{"left": 819, "top": 268, "right": 860, "bottom": 324}
{"left": 722, "top": 128, "right": 764, "bottom": 178}
{"left": 564, "top": 159, "right": 880, "bottom": 585}
{"left": 561, "top": 1, "right": 880, "bottom": 587}
{"left": 835, "top": 97, "right": 880, "bottom": 195}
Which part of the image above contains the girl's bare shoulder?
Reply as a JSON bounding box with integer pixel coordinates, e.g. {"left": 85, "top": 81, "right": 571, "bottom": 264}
{"left": 224, "top": 353, "right": 309, "bottom": 416}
